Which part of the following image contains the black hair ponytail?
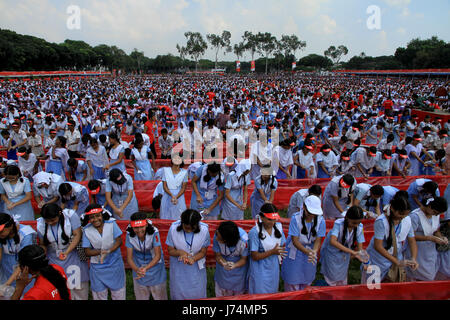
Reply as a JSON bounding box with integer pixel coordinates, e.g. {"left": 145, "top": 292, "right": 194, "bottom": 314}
{"left": 341, "top": 206, "right": 364, "bottom": 249}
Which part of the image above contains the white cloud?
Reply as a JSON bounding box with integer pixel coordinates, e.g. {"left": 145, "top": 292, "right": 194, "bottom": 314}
{"left": 307, "top": 14, "right": 337, "bottom": 35}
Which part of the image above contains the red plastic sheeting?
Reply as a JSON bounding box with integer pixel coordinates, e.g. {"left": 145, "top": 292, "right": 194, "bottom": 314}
{"left": 204, "top": 281, "right": 450, "bottom": 300}
{"left": 28, "top": 176, "right": 450, "bottom": 213}
{"left": 411, "top": 109, "right": 450, "bottom": 123}
{"left": 21, "top": 219, "right": 375, "bottom": 269}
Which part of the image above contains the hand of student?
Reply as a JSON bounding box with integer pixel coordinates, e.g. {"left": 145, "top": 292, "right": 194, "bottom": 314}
{"left": 430, "top": 236, "right": 448, "bottom": 245}
{"left": 224, "top": 261, "right": 235, "bottom": 271}
{"left": 196, "top": 196, "right": 203, "bottom": 206}
{"left": 171, "top": 196, "right": 178, "bottom": 205}
{"left": 202, "top": 208, "right": 210, "bottom": 216}
{"left": 6, "top": 201, "right": 15, "bottom": 210}
{"left": 100, "top": 249, "right": 110, "bottom": 264}
{"left": 114, "top": 208, "right": 124, "bottom": 219}
{"left": 407, "top": 259, "right": 419, "bottom": 271}
{"left": 37, "top": 201, "right": 45, "bottom": 209}
{"left": 240, "top": 204, "right": 247, "bottom": 211}
{"left": 271, "top": 244, "right": 287, "bottom": 258}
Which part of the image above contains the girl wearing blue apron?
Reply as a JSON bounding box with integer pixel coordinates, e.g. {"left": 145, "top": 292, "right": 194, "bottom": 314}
{"left": 86, "top": 138, "right": 109, "bottom": 180}
{"left": 360, "top": 191, "right": 419, "bottom": 283}
{"left": 105, "top": 169, "right": 139, "bottom": 221}
{"left": 404, "top": 197, "right": 448, "bottom": 281}
{"left": 248, "top": 204, "right": 286, "bottom": 294}
{"left": 80, "top": 114, "right": 92, "bottom": 135}
{"left": 131, "top": 138, "right": 154, "bottom": 181}
{"left": 166, "top": 209, "right": 210, "bottom": 300}
{"left": 0, "top": 213, "right": 36, "bottom": 297}
{"left": 273, "top": 141, "right": 294, "bottom": 179}
{"left": 45, "top": 136, "right": 69, "bottom": 180}
{"left": 407, "top": 179, "right": 440, "bottom": 212}
{"left": 37, "top": 204, "right": 89, "bottom": 300}
{"left": 315, "top": 145, "right": 339, "bottom": 178}
{"left": 190, "top": 163, "right": 224, "bottom": 220}
{"left": 353, "top": 183, "right": 384, "bottom": 218}
{"left": 107, "top": 133, "right": 126, "bottom": 173}
{"left": 161, "top": 161, "right": 188, "bottom": 220}
{"left": 68, "top": 159, "right": 88, "bottom": 182}
{"left": 281, "top": 196, "right": 326, "bottom": 291}
{"left": 87, "top": 179, "right": 108, "bottom": 208}
{"left": 250, "top": 169, "right": 278, "bottom": 219}
{"left": 405, "top": 136, "right": 424, "bottom": 176}
{"left": 294, "top": 143, "right": 315, "bottom": 179}
{"left": 372, "top": 151, "right": 393, "bottom": 176}
{"left": 222, "top": 160, "right": 251, "bottom": 221}
{"left": 320, "top": 206, "right": 366, "bottom": 286}
{"left": 322, "top": 174, "right": 356, "bottom": 220}
{"left": 126, "top": 213, "right": 167, "bottom": 300}
{"left": 82, "top": 205, "right": 125, "bottom": 300}
{"left": 58, "top": 182, "right": 90, "bottom": 218}
{"left": 213, "top": 221, "right": 249, "bottom": 297}
{"left": 0, "top": 165, "right": 35, "bottom": 221}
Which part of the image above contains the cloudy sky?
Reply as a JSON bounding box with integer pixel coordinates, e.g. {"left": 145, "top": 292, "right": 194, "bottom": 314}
{"left": 0, "top": 0, "right": 449, "bottom": 62}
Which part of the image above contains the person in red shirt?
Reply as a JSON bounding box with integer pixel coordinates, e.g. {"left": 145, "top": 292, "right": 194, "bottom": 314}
{"left": 144, "top": 111, "right": 157, "bottom": 158}
{"left": 11, "top": 245, "right": 71, "bottom": 300}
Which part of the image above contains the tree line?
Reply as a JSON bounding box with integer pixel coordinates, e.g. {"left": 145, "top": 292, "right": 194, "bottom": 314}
{"left": 0, "top": 28, "right": 448, "bottom": 73}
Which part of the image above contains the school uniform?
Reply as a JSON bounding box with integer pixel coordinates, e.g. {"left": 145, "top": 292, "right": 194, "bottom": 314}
{"left": 281, "top": 211, "right": 325, "bottom": 290}
{"left": 322, "top": 175, "right": 354, "bottom": 220}
{"left": 250, "top": 175, "right": 278, "bottom": 219}
{"left": 320, "top": 218, "right": 364, "bottom": 286}
{"left": 18, "top": 153, "right": 40, "bottom": 181}
{"left": 316, "top": 151, "right": 339, "bottom": 178}
{"left": 125, "top": 223, "right": 167, "bottom": 300}
{"left": 61, "top": 182, "right": 90, "bottom": 217}
{"left": 0, "top": 223, "right": 36, "bottom": 295}
{"left": 360, "top": 213, "right": 415, "bottom": 282}
{"left": 222, "top": 171, "right": 251, "bottom": 221}
{"left": 70, "top": 160, "right": 88, "bottom": 182}
{"left": 213, "top": 227, "right": 249, "bottom": 296}
{"left": 354, "top": 147, "right": 376, "bottom": 177}
{"left": 381, "top": 186, "right": 399, "bottom": 208}
{"left": 295, "top": 150, "right": 315, "bottom": 179}
{"left": 190, "top": 165, "right": 224, "bottom": 219}
{"left": 105, "top": 173, "right": 139, "bottom": 221}
{"left": 45, "top": 147, "right": 69, "bottom": 179}
{"left": 273, "top": 146, "right": 293, "bottom": 179}
{"left": 165, "top": 220, "right": 210, "bottom": 300}
{"left": 0, "top": 177, "right": 35, "bottom": 221}
{"left": 86, "top": 146, "right": 109, "bottom": 180}
{"left": 108, "top": 144, "right": 126, "bottom": 173}
{"left": 404, "top": 209, "right": 441, "bottom": 281}
{"left": 36, "top": 209, "right": 89, "bottom": 300}
{"left": 287, "top": 189, "right": 310, "bottom": 219}
{"left": 248, "top": 219, "right": 286, "bottom": 294}
{"left": 354, "top": 183, "right": 380, "bottom": 217}
{"left": 82, "top": 218, "right": 125, "bottom": 300}
{"left": 405, "top": 143, "right": 424, "bottom": 176}
{"left": 32, "top": 172, "right": 63, "bottom": 204}
{"left": 131, "top": 146, "right": 154, "bottom": 181}
{"left": 407, "top": 178, "right": 440, "bottom": 211}
{"left": 160, "top": 167, "right": 188, "bottom": 220}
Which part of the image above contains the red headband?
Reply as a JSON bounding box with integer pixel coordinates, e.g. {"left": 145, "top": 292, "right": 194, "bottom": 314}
{"left": 86, "top": 207, "right": 103, "bottom": 216}
{"left": 130, "top": 220, "right": 148, "bottom": 228}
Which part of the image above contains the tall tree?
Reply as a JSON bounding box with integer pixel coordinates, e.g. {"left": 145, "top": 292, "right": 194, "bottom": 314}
{"left": 279, "top": 34, "right": 306, "bottom": 62}
{"left": 233, "top": 41, "right": 246, "bottom": 61}
{"left": 242, "top": 31, "right": 259, "bottom": 64}
{"left": 256, "top": 32, "right": 277, "bottom": 74}
{"left": 176, "top": 31, "right": 208, "bottom": 72}
{"left": 324, "top": 45, "right": 349, "bottom": 65}
{"left": 206, "top": 30, "right": 232, "bottom": 69}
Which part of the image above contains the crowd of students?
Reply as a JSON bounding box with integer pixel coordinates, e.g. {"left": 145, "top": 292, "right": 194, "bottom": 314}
{"left": 0, "top": 74, "right": 448, "bottom": 300}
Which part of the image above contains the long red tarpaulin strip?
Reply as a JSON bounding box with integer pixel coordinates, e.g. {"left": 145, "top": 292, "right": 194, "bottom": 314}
{"left": 26, "top": 176, "right": 450, "bottom": 212}
{"left": 203, "top": 280, "right": 450, "bottom": 300}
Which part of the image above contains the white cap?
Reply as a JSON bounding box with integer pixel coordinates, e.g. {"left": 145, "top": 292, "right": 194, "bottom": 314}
{"left": 304, "top": 195, "right": 323, "bottom": 216}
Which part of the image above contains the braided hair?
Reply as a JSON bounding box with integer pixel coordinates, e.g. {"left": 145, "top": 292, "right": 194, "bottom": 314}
{"left": 258, "top": 203, "right": 282, "bottom": 240}
{"left": 40, "top": 203, "right": 71, "bottom": 247}
{"left": 341, "top": 206, "right": 364, "bottom": 249}
{"left": 385, "top": 191, "right": 410, "bottom": 250}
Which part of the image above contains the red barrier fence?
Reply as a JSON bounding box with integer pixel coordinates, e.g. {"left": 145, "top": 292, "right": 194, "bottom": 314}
{"left": 204, "top": 280, "right": 450, "bottom": 300}
{"left": 27, "top": 176, "right": 450, "bottom": 213}
{"left": 22, "top": 218, "right": 375, "bottom": 269}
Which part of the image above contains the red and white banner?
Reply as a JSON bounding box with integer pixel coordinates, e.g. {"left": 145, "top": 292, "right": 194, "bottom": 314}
{"left": 292, "top": 62, "right": 296, "bottom": 70}
{"left": 251, "top": 60, "right": 255, "bottom": 72}
{"left": 236, "top": 61, "right": 241, "bottom": 72}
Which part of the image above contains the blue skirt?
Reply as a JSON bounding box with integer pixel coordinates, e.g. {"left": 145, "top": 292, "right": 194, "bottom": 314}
{"left": 46, "top": 159, "right": 64, "bottom": 176}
